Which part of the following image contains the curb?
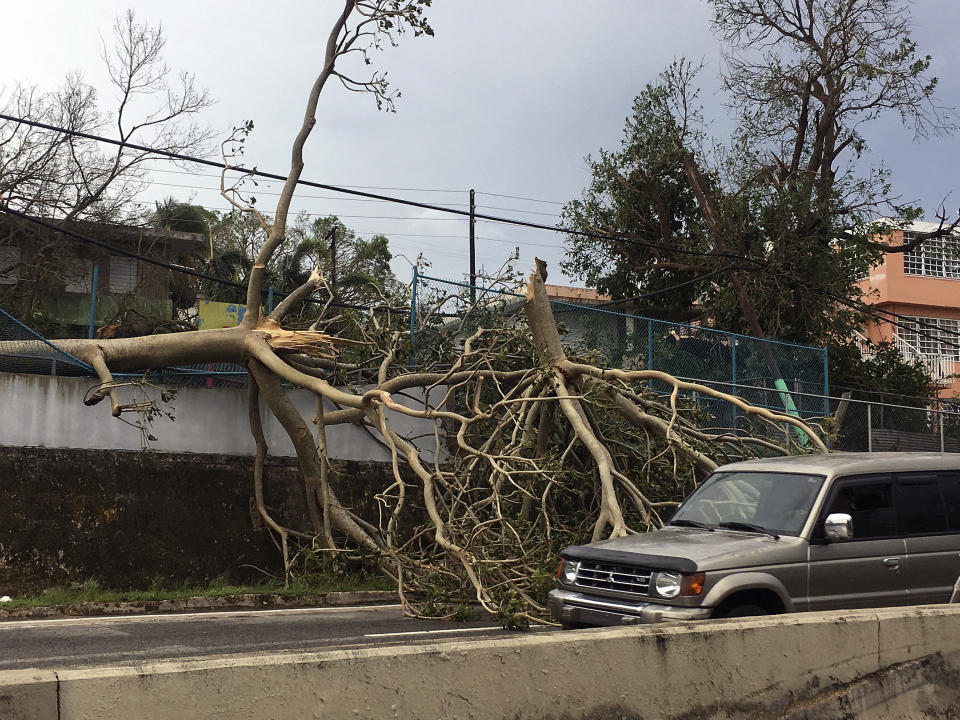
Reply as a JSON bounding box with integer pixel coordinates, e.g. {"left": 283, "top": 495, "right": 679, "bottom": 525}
{"left": 0, "top": 590, "right": 398, "bottom": 621}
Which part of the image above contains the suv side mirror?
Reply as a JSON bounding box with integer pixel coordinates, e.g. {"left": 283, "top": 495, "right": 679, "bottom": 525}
{"left": 825, "top": 513, "right": 853, "bottom": 541}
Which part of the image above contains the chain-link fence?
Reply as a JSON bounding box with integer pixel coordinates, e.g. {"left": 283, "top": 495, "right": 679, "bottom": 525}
{"left": 410, "top": 273, "right": 830, "bottom": 433}
{"left": 640, "top": 375, "right": 960, "bottom": 452}
{"left": 829, "top": 394, "right": 960, "bottom": 453}
{"left": 0, "top": 305, "right": 92, "bottom": 377}
{"left": 5, "top": 275, "right": 960, "bottom": 453}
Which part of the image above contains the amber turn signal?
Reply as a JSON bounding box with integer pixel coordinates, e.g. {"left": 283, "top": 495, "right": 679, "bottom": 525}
{"left": 680, "top": 572, "right": 705, "bottom": 596}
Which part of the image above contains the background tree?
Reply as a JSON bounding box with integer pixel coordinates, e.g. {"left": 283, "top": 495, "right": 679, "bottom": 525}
{"left": 286, "top": 213, "right": 401, "bottom": 307}
{"left": 563, "top": 0, "right": 956, "bottom": 361}
{"left": 174, "top": 207, "right": 401, "bottom": 312}
{"left": 560, "top": 79, "right": 707, "bottom": 324}
{"left": 0, "top": 12, "right": 212, "bottom": 334}
{"left": 0, "top": 10, "right": 211, "bottom": 222}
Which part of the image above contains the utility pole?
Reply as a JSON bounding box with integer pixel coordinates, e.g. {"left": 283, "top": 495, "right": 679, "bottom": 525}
{"left": 469, "top": 188, "right": 476, "bottom": 304}
{"left": 329, "top": 224, "right": 338, "bottom": 300}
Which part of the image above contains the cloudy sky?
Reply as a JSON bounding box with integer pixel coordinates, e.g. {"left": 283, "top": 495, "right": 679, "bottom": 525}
{"left": 3, "top": 1, "right": 959, "bottom": 287}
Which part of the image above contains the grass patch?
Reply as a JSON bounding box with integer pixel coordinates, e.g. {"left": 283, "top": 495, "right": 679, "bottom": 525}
{"left": 2, "top": 573, "right": 394, "bottom": 609}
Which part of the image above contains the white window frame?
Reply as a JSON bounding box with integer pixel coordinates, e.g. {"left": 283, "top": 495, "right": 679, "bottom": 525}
{"left": 903, "top": 232, "right": 960, "bottom": 279}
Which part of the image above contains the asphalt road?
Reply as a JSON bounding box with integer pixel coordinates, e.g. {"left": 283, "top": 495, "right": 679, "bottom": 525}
{"left": 0, "top": 604, "right": 553, "bottom": 671}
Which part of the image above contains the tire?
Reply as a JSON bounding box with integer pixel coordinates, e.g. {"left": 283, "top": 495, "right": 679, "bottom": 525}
{"left": 713, "top": 603, "right": 769, "bottom": 619}
{"left": 560, "top": 621, "right": 590, "bottom": 630}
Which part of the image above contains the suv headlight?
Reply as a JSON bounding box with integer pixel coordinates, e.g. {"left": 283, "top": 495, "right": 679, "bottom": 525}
{"left": 654, "top": 571, "right": 705, "bottom": 599}
{"left": 654, "top": 571, "right": 682, "bottom": 598}
{"left": 561, "top": 559, "right": 579, "bottom": 584}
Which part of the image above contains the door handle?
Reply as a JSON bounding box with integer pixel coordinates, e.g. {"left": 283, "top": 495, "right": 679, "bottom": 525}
{"left": 882, "top": 557, "right": 901, "bottom": 569}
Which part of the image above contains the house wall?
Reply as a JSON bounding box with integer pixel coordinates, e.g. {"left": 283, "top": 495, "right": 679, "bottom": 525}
{"left": 0, "top": 216, "right": 202, "bottom": 328}
{"left": 859, "top": 229, "right": 960, "bottom": 398}
{"left": 863, "top": 248, "right": 960, "bottom": 312}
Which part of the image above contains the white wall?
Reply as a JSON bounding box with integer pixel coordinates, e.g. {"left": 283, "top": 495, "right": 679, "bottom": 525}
{"left": 0, "top": 373, "right": 443, "bottom": 461}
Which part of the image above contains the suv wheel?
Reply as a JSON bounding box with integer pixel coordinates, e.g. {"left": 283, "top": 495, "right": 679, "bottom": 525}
{"left": 714, "top": 603, "right": 769, "bottom": 619}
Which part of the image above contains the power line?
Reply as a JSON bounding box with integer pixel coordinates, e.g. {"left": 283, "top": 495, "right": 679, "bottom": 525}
{"left": 150, "top": 180, "right": 558, "bottom": 221}
{"left": 475, "top": 190, "right": 566, "bottom": 206}
{"left": 151, "top": 171, "right": 563, "bottom": 217}
{"left": 125, "top": 200, "right": 563, "bottom": 250}
{"left": 148, "top": 167, "right": 570, "bottom": 209}
{"left": 146, "top": 167, "right": 467, "bottom": 194}
{"left": 475, "top": 204, "right": 560, "bottom": 218}
{"left": 0, "top": 114, "right": 754, "bottom": 264}
{"left": 148, "top": 179, "right": 472, "bottom": 207}
{"left": 596, "top": 264, "right": 740, "bottom": 307}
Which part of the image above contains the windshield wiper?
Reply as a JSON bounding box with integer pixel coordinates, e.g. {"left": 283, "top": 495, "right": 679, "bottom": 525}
{"left": 717, "top": 521, "right": 780, "bottom": 540}
{"left": 669, "top": 519, "right": 714, "bottom": 530}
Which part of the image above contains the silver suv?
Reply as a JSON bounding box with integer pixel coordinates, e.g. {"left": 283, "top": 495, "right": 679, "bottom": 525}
{"left": 548, "top": 452, "right": 960, "bottom": 628}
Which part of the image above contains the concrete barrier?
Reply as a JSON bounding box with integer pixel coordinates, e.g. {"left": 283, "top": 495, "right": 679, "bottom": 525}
{"left": 0, "top": 374, "right": 443, "bottom": 461}
{"left": 2, "top": 605, "right": 959, "bottom": 719}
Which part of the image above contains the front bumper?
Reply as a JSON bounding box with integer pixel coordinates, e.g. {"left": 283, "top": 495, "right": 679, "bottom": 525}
{"left": 548, "top": 588, "right": 712, "bottom": 626}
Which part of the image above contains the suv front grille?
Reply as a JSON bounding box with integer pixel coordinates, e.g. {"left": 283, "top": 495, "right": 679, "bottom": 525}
{"left": 575, "top": 561, "right": 652, "bottom": 596}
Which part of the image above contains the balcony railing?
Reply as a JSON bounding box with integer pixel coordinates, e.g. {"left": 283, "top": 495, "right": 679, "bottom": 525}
{"left": 854, "top": 331, "right": 957, "bottom": 386}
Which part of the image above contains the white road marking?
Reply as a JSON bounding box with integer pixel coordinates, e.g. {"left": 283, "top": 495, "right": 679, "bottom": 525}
{"left": 0, "top": 604, "right": 403, "bottom": 630}
{"left": 364, "top": 626, "right": 500, "bottom": 638}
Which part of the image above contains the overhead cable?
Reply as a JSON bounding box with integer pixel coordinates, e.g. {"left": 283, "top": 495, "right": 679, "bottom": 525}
{"left": 0, "top": 114, "right": 755, "bottom": 263}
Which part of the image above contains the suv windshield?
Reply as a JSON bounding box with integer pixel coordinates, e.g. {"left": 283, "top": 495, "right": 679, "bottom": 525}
{"left": 671, "top": 471, "right": 826, "bottom": 537}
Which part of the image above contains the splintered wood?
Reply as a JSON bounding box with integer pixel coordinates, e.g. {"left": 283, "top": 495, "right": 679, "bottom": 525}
{"left": 257, "top": 322, "right": 360, "bottom": 359}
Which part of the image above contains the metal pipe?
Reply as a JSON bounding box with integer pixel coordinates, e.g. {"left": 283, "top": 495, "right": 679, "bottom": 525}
{"left": 647, "top": 318, "right": 654, "bottom": 393}
{"left": 87, "top": 265, "right": 99, "bottom": 339}
{"left": 469, "top": 189, "right": 476, "bottom": 304}
{"left": 409, "top": 266, "right": 418, "bottom": 362}
{"left": 823, "top": 347, "right": 830, "bottom": 419}
{"left": 731, "top": 337, "right": 738, "bottom": 433}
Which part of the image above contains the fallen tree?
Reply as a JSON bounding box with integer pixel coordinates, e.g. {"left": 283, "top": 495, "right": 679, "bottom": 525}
{"left": 44, "top": 253, "right": 824, "bottom": 625}
{"left": 3, "top": 0, "right": 826, "bottom": 625}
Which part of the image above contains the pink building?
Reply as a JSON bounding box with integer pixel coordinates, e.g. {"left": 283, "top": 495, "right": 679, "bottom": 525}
{"left": 859, "top": 222, "right": 960, "bottom": 398}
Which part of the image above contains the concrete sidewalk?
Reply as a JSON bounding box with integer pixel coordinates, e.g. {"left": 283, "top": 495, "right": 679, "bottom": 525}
{"left": 0, "top": 590, "right": 397, "bottom": 621}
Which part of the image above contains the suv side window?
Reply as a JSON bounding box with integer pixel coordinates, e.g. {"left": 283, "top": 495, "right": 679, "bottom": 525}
{"left": 940, "top": 472, "right": 960, "bottom": 531}
{"left": 821, "top": 475, "right": 896, "bottom": 539}
{"left": 894, "top": 475, "right": 948, "bottom": 535}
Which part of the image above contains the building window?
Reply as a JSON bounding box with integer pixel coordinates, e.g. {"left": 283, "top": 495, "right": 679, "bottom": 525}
{"left": 898, "top": 316, "right": 960, "bottom": 361}
{"left": 0, "top": 246, "right": 21, "bottom": 285}
{"left": 64, "top": 259, "right": 93, "bottom": 293}
{"left": 903, "top": 232, "right": 960, "bottom": 279}
{"left": 109, "top": 255, "right": 138, "bottom": 294}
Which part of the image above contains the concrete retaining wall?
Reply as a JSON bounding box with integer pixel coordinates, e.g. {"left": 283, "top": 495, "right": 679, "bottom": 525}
{"left": 0, "top": 373, "right": 442, "bottom": 461}
{"left": 2, "top": 605, "right": 960, "bottom": 719}
{"left": 0, "top": 446, "right": 424, "bottom": 593}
